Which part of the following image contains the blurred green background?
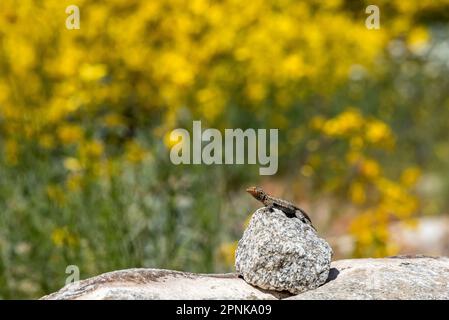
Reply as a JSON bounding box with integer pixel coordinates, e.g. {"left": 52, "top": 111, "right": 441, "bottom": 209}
{"left": 1, "top": 0, "right": 449, "bottom": 298}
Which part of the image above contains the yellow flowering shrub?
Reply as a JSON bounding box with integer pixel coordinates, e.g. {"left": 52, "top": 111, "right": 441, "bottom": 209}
{"left": 310, "top": 109, "right": 421, "bottom": 257}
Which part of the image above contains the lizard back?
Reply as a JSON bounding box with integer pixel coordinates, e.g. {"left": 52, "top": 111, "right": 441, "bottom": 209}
{"left": 265, "top": 194, "right": 314, "bottom": 227}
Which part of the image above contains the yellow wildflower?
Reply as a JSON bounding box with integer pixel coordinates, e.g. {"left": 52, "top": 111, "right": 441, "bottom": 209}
{"left": 46, "top": 185, "right": 66, "bottom": 205}
{"left": 79, "top": 63, "right": 107, "bottom": 82}
{"left": 349, "top": 182, "right": 366, "bottom": 205}
{"left": 309, "top": 116, "right": 325, "bottom": 130}
{"left": 51, "top": 227, "right": 79, "bottom": 248}
{"left": 103, "top": 113, "right": 126, "bottom": 127}
{"left": 125, "top": 141, "right": 147, "bottom": 164}
{"left": 407, "top": 26, "right": 430, "bottom": 53}
{"left": 300, "top": 165, "right": 314, "bottom": 177}
{"left": 66, "top": 173, "right": 83, "bottom": 192}
{"left": 57, "top": 125, "right": 84, "bottom": 145}
{"left": 322, "top": 109, "right": 363, "bottom": 137}
{"left": 217, "top": 241, "right": 238, "bottom": 267}
{"left": 400, "top": 167, "right": 421, "bottom": 187}
{"left": 80, "top": 140, "right": 104, "bottom": 158}
{"left": 63, "top": 157, "right": 82, "bottom": 172}
{"left": 38, "top": 134, "right": 55, "bottom": 149}
{"left": 365, "top": 120, "right": 393, "bottom": 144}
{"left": 361, "top": 159, "right": 380, "bottom": 179}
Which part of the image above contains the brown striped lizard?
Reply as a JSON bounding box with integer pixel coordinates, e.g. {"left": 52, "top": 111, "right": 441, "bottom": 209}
{"left": 246, "top": 186, "right": 316, "bottom": 230}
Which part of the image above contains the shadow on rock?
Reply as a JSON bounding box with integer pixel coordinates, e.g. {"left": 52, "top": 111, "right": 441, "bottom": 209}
{"left": 325, "top": 268, "right": 340, "bottom": 283}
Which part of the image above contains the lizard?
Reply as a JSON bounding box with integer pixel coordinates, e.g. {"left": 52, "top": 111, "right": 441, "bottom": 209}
{"left": 246, "top": 186, "right": 316, "bottom": 230}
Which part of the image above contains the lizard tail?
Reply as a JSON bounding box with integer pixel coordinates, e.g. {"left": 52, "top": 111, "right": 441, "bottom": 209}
{"left": 297, "top": 208, "right": 316, "bottom": 231}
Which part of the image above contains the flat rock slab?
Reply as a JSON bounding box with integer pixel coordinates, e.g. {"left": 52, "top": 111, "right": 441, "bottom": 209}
{"left": 41, "top": 256, "right": 449, "bottom": 300}
{"left": 41, "top": 269, "right": 279, "bottom": 300}
{"left": 288, "top": 256, "right": 449, "bottom": 300}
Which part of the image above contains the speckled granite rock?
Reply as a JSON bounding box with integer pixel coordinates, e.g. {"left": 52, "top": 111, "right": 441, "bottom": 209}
{"left": 288, "top": 256, "right": 449, "bottom": 300}
{"left": 235, "top": 207, "right": 333, "bottom": 294}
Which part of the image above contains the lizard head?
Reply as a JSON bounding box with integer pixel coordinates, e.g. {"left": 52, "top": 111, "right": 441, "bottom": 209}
{"left": 246, "top": 186, "right": 266, "bottom": 200}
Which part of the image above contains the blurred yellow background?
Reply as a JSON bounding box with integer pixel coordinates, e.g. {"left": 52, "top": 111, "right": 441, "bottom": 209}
{"left": 1, "top": 0, "right": 449, "bottom": 298}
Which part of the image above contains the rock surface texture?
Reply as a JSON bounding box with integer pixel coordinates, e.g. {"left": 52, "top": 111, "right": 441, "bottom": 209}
{"left": 235, "top": 207, "right": 333, "bottom": 294}
{"left": 41, "top": 269, "right": 279, "bottom": 300}
{"left": 41, "top": 256, "right": 449, "bottom": 300}
{"left": 287, "top": 256, "right": 449, "bottom": 300}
